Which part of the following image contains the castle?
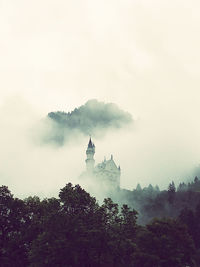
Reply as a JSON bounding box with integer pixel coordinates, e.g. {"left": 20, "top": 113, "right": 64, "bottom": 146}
{"left": 80, "top": 138, "right": 121, "bottom": 190}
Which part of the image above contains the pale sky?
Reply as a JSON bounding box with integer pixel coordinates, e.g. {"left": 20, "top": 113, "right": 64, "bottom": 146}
{"left": 1, "top": 0, "right": 200, "bottom": 196}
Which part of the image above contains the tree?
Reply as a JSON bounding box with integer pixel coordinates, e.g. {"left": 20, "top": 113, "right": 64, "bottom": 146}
{"left": 136, "top": 218, "right": 196, "bottom": 267}
{"left": 155, "top": 185, "right": 160, "bottom": 192}
{"left": 177, "top": 182, "right": 187, "bottom": 191}
{"left": 0, "top": 186, "right": 28, "bottom": 266}
{"left": 136, "top": 183, "right": 142, "bottom": 191}
{"left": 168, "top": 181, "right": 176, "bottom": 204}
{"left": 59, "top": 183, "right": 97, "bottom": 214}
{"left": 29, "top": 184, "right": 102, "bottom": 266}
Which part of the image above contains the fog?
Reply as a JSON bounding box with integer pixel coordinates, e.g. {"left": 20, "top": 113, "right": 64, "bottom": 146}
{"left": 0, "top": 96, "right": 199, "bottom": 199}
{"left": 43, "top": 99, "right": 133, "bottom": 145}
{"left": 1, "top": 0, "right": 200, "bottom": 197}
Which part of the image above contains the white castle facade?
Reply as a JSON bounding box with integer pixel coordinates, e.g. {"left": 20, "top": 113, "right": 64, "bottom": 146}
{"left": 80, "top": 138, "right": 121, "bottom": 190}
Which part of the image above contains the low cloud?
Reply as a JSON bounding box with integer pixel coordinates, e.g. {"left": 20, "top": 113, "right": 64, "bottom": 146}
{"left": 42, "top": 99, "right": 133, "bottom": 145}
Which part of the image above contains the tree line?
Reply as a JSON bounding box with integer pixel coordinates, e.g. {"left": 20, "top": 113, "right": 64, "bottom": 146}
{"left": 110, "top": 177, "right": 200, "bottom": 225}
{"left": 1, "top": 181, "right": 200, "bottom": 266}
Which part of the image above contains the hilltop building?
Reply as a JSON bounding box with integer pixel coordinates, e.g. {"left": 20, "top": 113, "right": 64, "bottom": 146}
{"left": 80, "top": 138, "right": 121, "bottom": 190}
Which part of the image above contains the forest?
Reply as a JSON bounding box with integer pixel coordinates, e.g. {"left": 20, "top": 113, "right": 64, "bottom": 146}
{"left": 1, "top": 178, "right": 200, "bottom": 267}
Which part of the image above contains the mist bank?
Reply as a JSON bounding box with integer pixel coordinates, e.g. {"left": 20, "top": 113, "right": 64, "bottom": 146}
{"left": 0, "top": 96, "right": 200, "bottom": 199}
{"left": 42, "top": 99, "right": 133, "bottom": 145}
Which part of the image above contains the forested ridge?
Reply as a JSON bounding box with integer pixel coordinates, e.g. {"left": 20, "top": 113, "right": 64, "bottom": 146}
{"left": 45, "top": 100, "right": 133, "bottom": 145}
{"left": 1, "top": 178, "right": 200, "bottom": 267}
{"left": 112, "top": 177, "right": 200, "bottom": 225}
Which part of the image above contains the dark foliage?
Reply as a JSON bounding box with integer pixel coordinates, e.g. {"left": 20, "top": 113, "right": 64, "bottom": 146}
{"left": 0, "top": 181, "right": 200, "bottom": 266}
{"left": 109, "top": 177, "right": 200, "bottom": 226}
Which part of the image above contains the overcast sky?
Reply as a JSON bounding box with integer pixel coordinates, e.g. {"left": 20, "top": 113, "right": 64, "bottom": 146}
{"left": 1, "top": 0, "right": 200, "bottom": 197}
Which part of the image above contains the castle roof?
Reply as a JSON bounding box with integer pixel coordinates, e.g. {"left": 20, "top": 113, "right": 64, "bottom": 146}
{"left": 95, "top": 155, "right": 120, "bottom": 173}
{"left": 88, "top": 137, "right": 95, "bottom": 148}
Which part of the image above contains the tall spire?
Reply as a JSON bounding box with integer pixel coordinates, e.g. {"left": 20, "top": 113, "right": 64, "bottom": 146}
{"left": 88, "top": 137, "right": 93, "bottom": 148}
{"left": 86, "top": 137, "right": 95, "bottom": 172}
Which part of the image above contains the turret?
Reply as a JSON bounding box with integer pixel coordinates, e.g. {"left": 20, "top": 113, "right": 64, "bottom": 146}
{"left": 85, "top": 137, "right": 95, "bottom": 172}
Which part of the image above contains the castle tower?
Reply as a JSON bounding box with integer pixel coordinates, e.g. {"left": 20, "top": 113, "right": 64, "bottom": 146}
{"left": 85, "top": 137, "right": 95, "bottom": 173}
